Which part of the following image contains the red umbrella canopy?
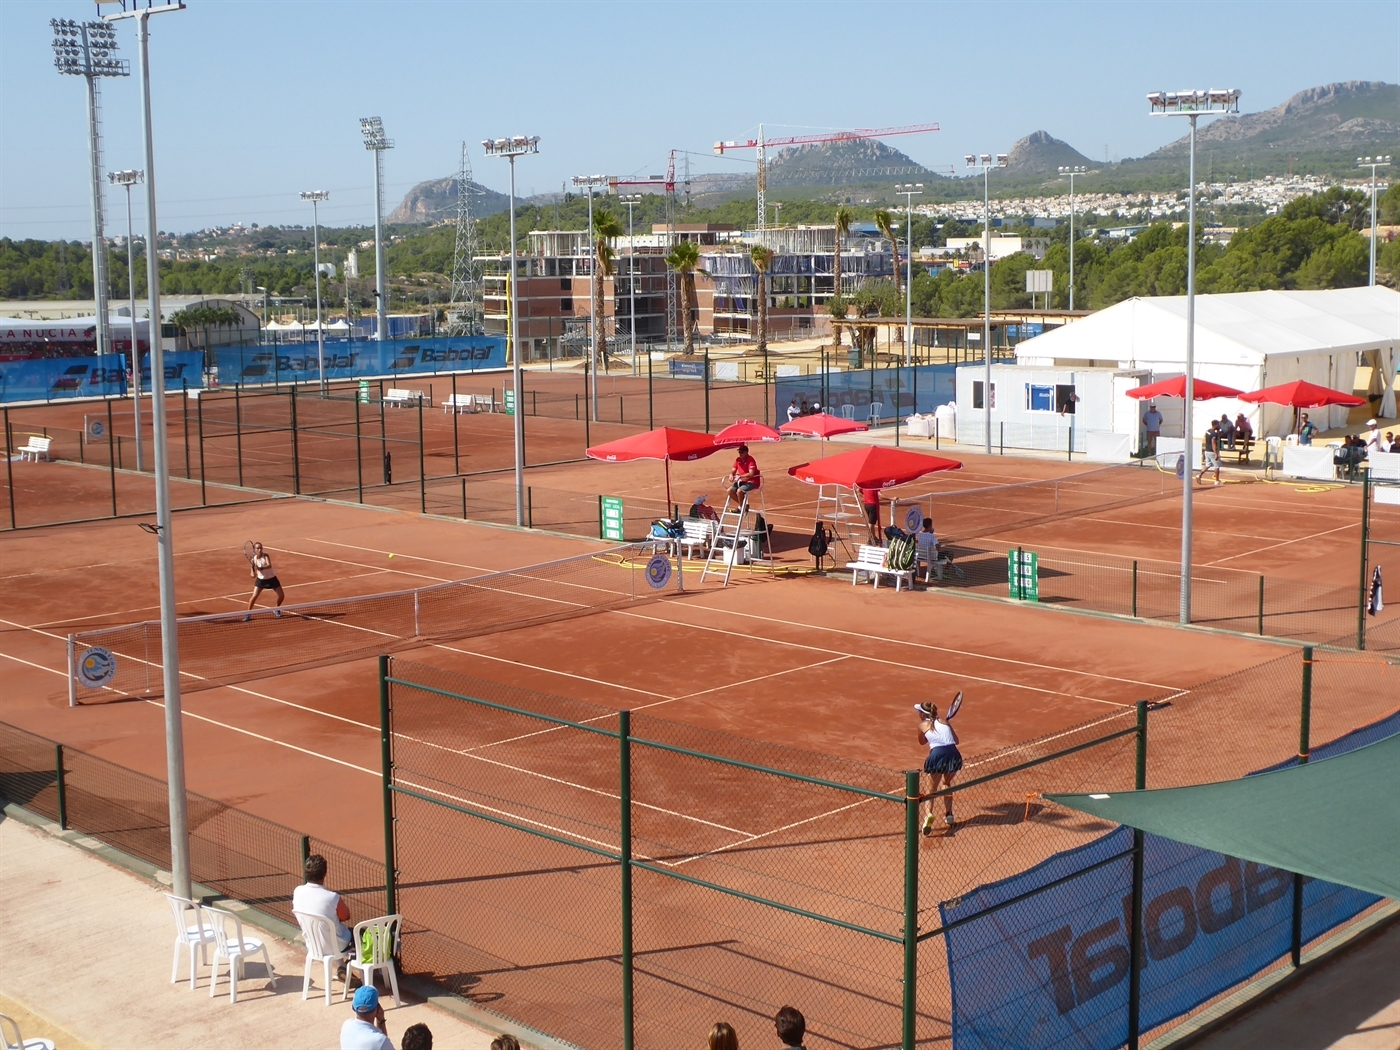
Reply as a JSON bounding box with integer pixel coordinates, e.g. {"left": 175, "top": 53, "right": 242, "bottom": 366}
{"left": 713, "top": 420, "right": 784, "bottom": 448}
{"left": 1237, "top": 379, "right": 1367, "bottom": 409}
{"left": 586, "top": 426, "right": 722, "bottom": 463}
{"left": 779, "top": 413, "right": 869, "bottom": 438}
{"left": 1125, "top": 376, "right": 1244, "bottom": 401}
{"left": 788, "top": 446, "right": 962, "bottom": 489}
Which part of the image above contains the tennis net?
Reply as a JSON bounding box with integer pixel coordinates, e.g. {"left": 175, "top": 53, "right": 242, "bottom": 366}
{"left": 68, "top": 544, "right": 652, "bottom": 704}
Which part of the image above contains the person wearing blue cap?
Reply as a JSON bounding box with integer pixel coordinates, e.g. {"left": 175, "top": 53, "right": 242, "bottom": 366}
{"left": 340, "top": 985, "right": 393, "bottom": 1050}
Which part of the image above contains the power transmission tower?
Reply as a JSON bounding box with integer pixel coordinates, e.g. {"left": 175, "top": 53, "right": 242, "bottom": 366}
{"left": 666, "top": 150, "right": 678, "bottom": 352}
{"left": 447, "top": 141, "right": 479, "bottom": 335}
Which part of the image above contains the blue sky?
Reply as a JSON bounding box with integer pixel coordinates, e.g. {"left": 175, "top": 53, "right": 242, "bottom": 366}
{"left": 2, "top": 0, "right": 1396, "bottom": 240}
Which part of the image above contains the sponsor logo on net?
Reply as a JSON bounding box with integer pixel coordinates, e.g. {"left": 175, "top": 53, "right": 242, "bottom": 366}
{"left": 76, "top": 647, "right": 119, "bottom": 690}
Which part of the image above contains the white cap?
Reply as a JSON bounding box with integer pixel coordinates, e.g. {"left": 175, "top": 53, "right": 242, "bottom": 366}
{"left": 1368, "top": 419, "right": 1378, "bottom": 426}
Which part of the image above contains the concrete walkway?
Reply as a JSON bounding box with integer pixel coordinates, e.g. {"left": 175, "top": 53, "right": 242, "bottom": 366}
{"left": 0, "top": 813, "right": 502, "bottom": 1050}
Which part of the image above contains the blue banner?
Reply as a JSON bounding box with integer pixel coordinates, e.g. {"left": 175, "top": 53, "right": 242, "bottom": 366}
{"left": 774, "top": 364, "right": 955, "bottom": 423}
{"left": 213, "top": 336, "right": 506, "bottom": 386}
{"left": 0, "top": 354, "right": 127, "bottom": 403}
{"left": 137, "top": 352, "right": 206, "bottom": 393}
{"left": 940, "top": 720, "right": 1395, "bottom": 1049}
{"left": 669, "top": 359, "right": 706, "bottom": 379}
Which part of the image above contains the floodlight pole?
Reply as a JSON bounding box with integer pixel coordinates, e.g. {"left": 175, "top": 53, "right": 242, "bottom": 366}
{"left": 1358, "top": 156, "right": 1391, "bottom": 287}
{"left": 897, "top": 184, "right": 923, "bottom": 366}
{"left": 574, "top": 175, "right": 607, "bottom": 422}
{"left": 1059, "top": 166, "right": 1086, "bottom": 310}
{"left": 486, "top": 136, "right": 540, "bottom": 527}
{"left": 967, "top": 153, "right": 1006, "bottom": 454}
{"left": 301, "top": 191, "right": 329, "bottom": 394}
{"left": 1149, "top": 89, "right": 1239, "bottom": 625}
{"left": 104, "top": 0, "right": 189, "bottom": 901}
{"left": 360, "top": 118, "right": 394, "bottom": 342}
{"left": 110, "top": 169, "right": 144, "bottom": 471}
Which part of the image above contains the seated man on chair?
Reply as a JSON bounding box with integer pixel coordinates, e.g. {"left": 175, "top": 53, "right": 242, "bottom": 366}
{"left": 915, "top": 517, "right": 949, "bottom": 580}
{"left": 727, "top": 445, "right": 762, "bottom": 503}
{"left": 293, "top": 853, "right": 353, "bottom": 952}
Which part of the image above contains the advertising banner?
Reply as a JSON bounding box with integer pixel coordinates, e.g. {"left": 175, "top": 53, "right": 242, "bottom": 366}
{"left": 0, "top": 354, "right": 127, "bottom": 403}
{"left": 137, "top": 352, "right": 206, "bottom": 393}
{"left": 214, "top": 336, "right": 506, "bottom": 387}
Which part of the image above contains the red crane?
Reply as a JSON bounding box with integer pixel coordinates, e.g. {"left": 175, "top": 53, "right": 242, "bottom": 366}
{"left": 713, "top": 123, "right": 940, "bottom": 238}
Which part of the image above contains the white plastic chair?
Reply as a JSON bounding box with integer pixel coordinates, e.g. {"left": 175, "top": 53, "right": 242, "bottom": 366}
{"left": 204, "top": 905, "right": 276, "bottom": 1004}
{"left": 0, "top": 1014, "right": 55, "bottom": 1050}
{"left": 840, "top": 404, "right": 856, "bottom": 420}
{"left": 165, "top": 893, "right": 215, "bottom": 990}
{"left": 294, "top": 910, "right": 351, "bottom": 1006}
{"left": 868, "top": 401, "right": 883, "bottom": 426}
{"left": 346, "top": 915, "right": 403, "bottom": 1008}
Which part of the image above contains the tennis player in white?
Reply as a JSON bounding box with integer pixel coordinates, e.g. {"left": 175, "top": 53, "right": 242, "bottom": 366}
{"left": 915, "top": 700, "right": 963, "bottom": 834}
{"left": 245, "top": 543, "right": 285, "bottom": 618}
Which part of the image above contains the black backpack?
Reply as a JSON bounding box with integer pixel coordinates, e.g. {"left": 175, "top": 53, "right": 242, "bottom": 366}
{"left": 808, "top": 523, "right": 830, "bottom": 558}
{"left": 886, "top": 535, "right": 916, "bottom": 571}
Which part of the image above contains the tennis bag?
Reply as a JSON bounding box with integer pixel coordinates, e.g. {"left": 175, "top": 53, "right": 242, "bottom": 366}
{"left": 649, "top": 518, "right": 684, "bottom": 539}
{"left": 886, "top": 535, "right": 916, "bottom": 572}
{"left": 807, "top": 522, "right": 830, "bottom": 558}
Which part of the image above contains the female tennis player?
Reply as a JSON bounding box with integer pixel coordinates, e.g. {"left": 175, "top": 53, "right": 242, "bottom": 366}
{"left": 915, "top": 699, "right": 963, "bottom": 833}
{"left": 245, "top": 542, "right": 285, "bottom": 619}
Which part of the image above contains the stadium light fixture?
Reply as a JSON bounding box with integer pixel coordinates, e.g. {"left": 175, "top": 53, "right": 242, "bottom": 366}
{"left": 301, "top": 191, "right": 330, "bottom": 394}
{"left": 359, "top": 118, "right": 394, "bottom": 342}
{"left": 1357, "top": 156, "right": 1392, "bottom": 286}
{"left": 101, "top": 0, "right": 190, "bottom": 901}
{"left": 108, "top": 169, "right": 145, "bottom": 472}
{"left": 895, "top": 184, "right": 924, "bottom": 365}
{"left": 966, "top": 152, "right": 1007, "bottom": 454}
{"left": 1058, "top": 166, "right": 1088, "bottom": 310}
{"left": 485, "top": 134, "right": 540, "bottom": 527}
{"left": 572, "top": 174, "right": 609, "bottom": 422}
{"left": 1148, "top": 87, "right": 1239, "bottom": 629}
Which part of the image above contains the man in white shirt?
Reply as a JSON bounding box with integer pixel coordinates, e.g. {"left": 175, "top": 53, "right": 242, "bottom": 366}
{"left": 292, "top": 853, "right": 352, "bottom": 951}
{"left": 341, "top": 986, "right": 393, "bottom": 1050}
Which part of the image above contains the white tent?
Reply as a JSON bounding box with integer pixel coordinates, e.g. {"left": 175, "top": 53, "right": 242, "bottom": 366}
{"left": 1015, "top": 287, "right": 1400, "bottom": 435}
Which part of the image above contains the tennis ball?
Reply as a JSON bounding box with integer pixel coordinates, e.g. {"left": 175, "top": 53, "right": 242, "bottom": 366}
{"left": 388, "top": 553, "right": 395, "bottom": 559}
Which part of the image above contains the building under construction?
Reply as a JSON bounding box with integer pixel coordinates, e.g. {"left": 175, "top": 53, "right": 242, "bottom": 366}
{"left": 477, "top": 223, "right": 894, "bottom": 360}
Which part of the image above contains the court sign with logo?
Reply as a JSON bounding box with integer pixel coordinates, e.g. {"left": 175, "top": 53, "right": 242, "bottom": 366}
{"left": 75, "top": 646, "right": 118, "bottom": 691}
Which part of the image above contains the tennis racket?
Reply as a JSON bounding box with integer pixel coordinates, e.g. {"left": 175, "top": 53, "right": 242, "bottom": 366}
{"left": 243, "top": 540, "right": 258, "bottom": 563}
{"left": 946, "top": 691, "right": 964, "bottom": 720}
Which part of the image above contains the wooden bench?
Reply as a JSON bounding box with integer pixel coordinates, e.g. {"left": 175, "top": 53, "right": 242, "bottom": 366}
{"left": 18, "top": 435, "right": 52, "bottom": 462}
{"left": 1232, "top": 435, "right": 1254, "bottom": 463}
{"left": 846, "top": 544, "right": 914, "bottom": 591}
{"left": 441, "top": 394, "right": 475, "bottom": 414}
{"left": 384, "top": 388, "right": 425, "bottom": 408}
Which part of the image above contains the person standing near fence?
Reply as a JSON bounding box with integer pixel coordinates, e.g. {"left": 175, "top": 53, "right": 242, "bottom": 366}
{"left": 915, "top": 701, "right": 963, "bottom": 833}
{"left": 1197, "top": 420, "right": 1223, "bottom": 486}
{"left": 1141, "top": 403, "right": 1162, "bottom": 456}
{"left": 857, "top": 484, "right": 882, "bottom": 546}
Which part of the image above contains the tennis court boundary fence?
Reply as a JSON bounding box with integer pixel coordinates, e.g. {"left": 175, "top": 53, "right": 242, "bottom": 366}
{"left": 67, "top": 543, "right": 665, "bottom": 704}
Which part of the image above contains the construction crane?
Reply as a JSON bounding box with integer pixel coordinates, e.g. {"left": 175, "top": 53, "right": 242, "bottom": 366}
{"left": 608, "top": 150, "right": 688, "bottom": 351}
{"left": 713, "top": 123, "right": 940, "bottom": 242}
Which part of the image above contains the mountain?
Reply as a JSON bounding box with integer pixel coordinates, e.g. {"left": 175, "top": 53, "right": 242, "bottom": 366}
{"left": 1003, "top": 131, "right": 1096, "bottom": 176}
{"left": 1149, "top": 81, "right": 1400, "bottom": 157}
{"left": 764, "top": 138, "right": 939, "bottom": 187}
{"left": 387, "top": 178, "right": 511, "bottom": 224}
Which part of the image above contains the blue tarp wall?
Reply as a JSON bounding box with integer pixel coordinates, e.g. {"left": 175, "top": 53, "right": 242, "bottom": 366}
{"left": 937, "top": 721, "right": 1393, "bottom": 1050}
{"left": 774, "top": 364, "right": 956, "bottom": 423}
{"left": 2, "top": 354, "right": 129, "bottom": 403}
{"left": 214, "top": 336, "right": 506, "bottom": 387}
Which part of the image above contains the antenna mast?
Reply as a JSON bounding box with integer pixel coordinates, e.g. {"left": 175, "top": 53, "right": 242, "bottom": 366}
{"left": 448, "top": 141, "right": 479, "bottom": 334}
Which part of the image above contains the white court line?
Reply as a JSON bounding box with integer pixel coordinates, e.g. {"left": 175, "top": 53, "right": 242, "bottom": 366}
{"left": 299, "top": 537, "right": 501, "bottom": 573}
{"left": 431, "top": 644, "right": 672, "bottom": 699}
{"left": 639, "top": 603, "right": 1174, "bottom": 691}
{"left": 612, "top": 610, "right": 1135, "bottom": 707}
{"left": 674, "top": 655, "right": 850, "bottom": 700}
{"left": 656, "top": 795, "right": 883, "bottom": 869}
{"left": 1203, "top": 521, "right": 1357, "bottom": 566}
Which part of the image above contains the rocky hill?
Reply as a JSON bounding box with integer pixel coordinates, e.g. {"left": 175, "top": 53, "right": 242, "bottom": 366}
{"left": 1003, "top": 131, "right": 1097, "bottom": 176}
{"left": 764, "top": 138, "right": 940, "bottom": 187}
{"left": 387, "top": 178, "right": 511, "bottom": 225}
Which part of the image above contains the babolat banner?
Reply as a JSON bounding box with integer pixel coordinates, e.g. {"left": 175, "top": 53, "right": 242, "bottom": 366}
{"left": 0, "top": 354, "right": 127, "bottom": 403}
{"left": 214, "top": 336, "right": 505, "bottom": 386}
{"left": 774, "top": 363, "right": 955, "bottom": 422}
{"left": 137, "top": 352, "right": 206, "bottom": 393}
{"left": 940, "top": 822, "right": 1380, "bottom": 1048}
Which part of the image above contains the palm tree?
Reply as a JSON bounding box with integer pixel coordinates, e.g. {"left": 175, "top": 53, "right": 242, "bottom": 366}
{"left": 875, "top": 209, "right": 903, "bottom": 351}
{"left": 831, "top": 206, "right": 852, "bottom": 348}
{"left": 665, "top": 239, "right": 702, "bottom": 355}
{"left": 592, "top": 208, "right": 624, "bottom": 371}
{"left": 749, "top": 244, "right": 774, "bottom": 356}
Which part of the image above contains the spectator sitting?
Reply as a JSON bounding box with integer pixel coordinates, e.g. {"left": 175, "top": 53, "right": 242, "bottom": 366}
{"left": 916, "top": 517, "right": 942, "bottom": 578}
{"left": 1388, "top": 431, "right": 1399, "bottom": 453}
{"left": 1234, "top": 412, "right": 1253, "bottom": 448}
{"left": 401, "top": 1024, "right": 432, "bottom": 1050}
{"left": 1218, "top": 413, "right": 1236, "bottom": 450}
{"left": 489, "top": 1037, "right": 520, "bottom": 1050}
{"left": 708, "top": 1022, "right": 739, "bottom": 1050}
{"left": 787, "top": 398, "right": 800, "bottom": 422}
{"left": 688, "top": 494, "right": 719, "bottom": 521}
{"left": 810, "top": 401, "right": 822, "bottom": 415}
{"left": 799, "top": 398, "right": 810, "bottom": 416}
{"left": 293, "top": 853, "right": 352, "bottom": 952}
{"left": 775, "top": 1005, "right": 807, "bottom": 1049}
{"left": 341, "top": 986, "right": 392, "bottom": 1050}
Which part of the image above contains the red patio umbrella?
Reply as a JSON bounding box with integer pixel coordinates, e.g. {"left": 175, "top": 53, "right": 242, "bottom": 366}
{"left": 1125, "top": 376, "right": 1244, "bottom": 401}
{"left": 1237, "top": 379, "right": 1367, "bottom": 409}
{"left": 586, "top": 426, "right": 722, "bottom": 509}
{"left": 788, "top": 445, "right": 962, "bottom": 489}
{"left": 779, "top": 413, "right": 869, "bottom": 439}
{"left": 713, "top": 420, "right": 784, "bottom": 448}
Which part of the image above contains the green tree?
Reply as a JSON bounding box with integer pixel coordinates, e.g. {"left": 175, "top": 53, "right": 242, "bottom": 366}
{"left": 831, "top": 205, "right": 852, "bottom": 348}
{"left": 749, "top": 244, "right": 773, "bottom": 355}
{"left": 591, "top": 208, "right": 623, "bottom": 369}
{"left": 665, "top": 239, "right": 702, "bottom": 355}
{"left": 874, "top": 209, "right": 900, "bottom": 293}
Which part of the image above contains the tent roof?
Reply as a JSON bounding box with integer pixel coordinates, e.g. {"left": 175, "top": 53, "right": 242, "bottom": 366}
{"left": 1017, "top": 287, "right": 1400, "bottom": 368}
{"left": 1047, "top": 730, "right": 1400, "bottom": 900}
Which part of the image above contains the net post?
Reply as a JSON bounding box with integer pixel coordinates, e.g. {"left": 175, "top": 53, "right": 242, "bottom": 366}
{"left": 619, "top": 708, "right": 634, "bottom": 1050}
{"left": 413, "top": 591, "right": 420, "bottom": 638}
{"left": 417, "top": 397, "right": 426, "bottom": 515}
{"left": 1258, "top": 575, "right": 1265, "bottom": 635}
{"left": 1291, "top": 645, "right": 1314, "bottom": 965}
{"left": 67, "top": 635, "right": 77, "bottom": 707}
{"left": 290, "top": 385, "right": 301, "bottom": 495}
{"left": 461, "top": 477, "right": 467, "bottom": 520}
{"left": 234, "top": 387, "right": 244, "bottom": 487}
{"left": 355, "top": 395, "right": 364, "bottom": 503}
{"left": 299, "top": 834, "right": 310, "bottom": 873}
{"left": 1127, "top": 699, "right": 1148, "bottom": 1050}
{"left": 196, "top": 394, "right": 207, "bottom": 506}
{"left": 106, "top": 399, "right": 117, "bottom": 517}
{"left": 902, "top": 769, "right": 919, "bottom": 1050}
{"left": 378, "top": 654, "right": 397, "bottom": 917}
{"left": 5, "top": 407, "right": 16, "bottom": 528}
{"left": 1358, "top": 475, "right": 1370, "bottom": 650}
{"left": 55, "top": 744, "right": 68, "bottom": 831}
{"left": 1131, "top": 560, "right": 1139, "bottom": 617}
